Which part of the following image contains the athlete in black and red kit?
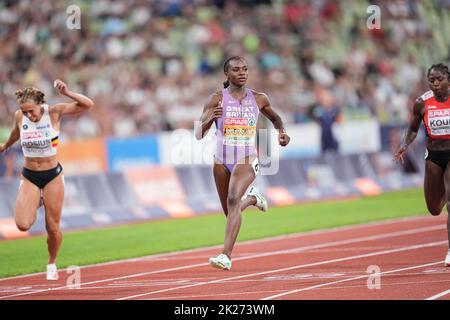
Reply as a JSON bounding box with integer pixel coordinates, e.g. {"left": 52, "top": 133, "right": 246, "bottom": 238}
{"left": 394, "top": 63, "right": 450, "bottom": 266}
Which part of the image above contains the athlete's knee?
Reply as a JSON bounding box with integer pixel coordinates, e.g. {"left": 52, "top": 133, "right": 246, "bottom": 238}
{"left": 427, "top": 204, "right": 442, "bottom": 216}
{"left": 227, "top": 194, "right": 241, "bottom": 208}
{"left": 45, "top": 222, "right": 61, "bottom": 235}
{"left": 16, "top": 221, "right": 33, "bottom": 232}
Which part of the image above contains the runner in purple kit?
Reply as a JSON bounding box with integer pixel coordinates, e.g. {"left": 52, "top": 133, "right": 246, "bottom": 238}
{"left": 195, "top": 56, "right": 290, "bottom": 270}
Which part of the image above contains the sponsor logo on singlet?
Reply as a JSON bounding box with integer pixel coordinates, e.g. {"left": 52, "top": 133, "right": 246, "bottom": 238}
{"left": 428, "top": 108, "right": 450, "bottom": 136}
{"left": 22, "top": 131, "right": 44, "bottom": 139}
{"left": 36, "top": 124, "right": 51, "bottom": 130}
{"left": 224, "top": 118, "right": 248, "bottom": 126}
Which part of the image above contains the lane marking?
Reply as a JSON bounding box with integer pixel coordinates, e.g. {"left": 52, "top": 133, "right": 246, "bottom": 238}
{"left": 116, "top": 241, "right": 446, "bottom": 300}
{"left": 425, "top": 288, "right": 450, "bottom": 300}
{"left": 0, "top": 224, "right": 445, "bottom": 300}
{"left": 150, "top": 278, "right": 450, "bottom": 300}
{"left": 262, "top": 260, "right": 443, "bottom": 300}
{"left": 314, "top": 279, "right": 450, "bottom": 292}
{"left": 148, "top": 289, "right": 291, "bottom": 300}
{"left": 0, "top": 214, "right": 435, "bottom": 282}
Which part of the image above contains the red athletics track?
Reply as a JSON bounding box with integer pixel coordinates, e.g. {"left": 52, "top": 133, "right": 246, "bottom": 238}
{"left": 0, "top": 215, "right": 449, "bottom": 300}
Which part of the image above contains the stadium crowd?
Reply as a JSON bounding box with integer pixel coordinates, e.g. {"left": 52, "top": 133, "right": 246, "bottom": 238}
{"left": 0, "top": 0, "right": 449, "bottom": 141}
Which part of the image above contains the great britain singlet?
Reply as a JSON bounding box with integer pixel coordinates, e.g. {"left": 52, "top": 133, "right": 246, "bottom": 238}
{"left": 421, "top": 90, "right": 450, "bottom": 139}
{"left": 215, "top": 88, "right": 259, "bottom": 165}
{"left": 20, "top": 104, "right": 59, "bottom": 158}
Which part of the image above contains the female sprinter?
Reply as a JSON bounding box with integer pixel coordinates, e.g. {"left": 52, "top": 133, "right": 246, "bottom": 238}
{"left": 195, "top": 56, "right": 290, "bottom": 270}
{"left": 394, "top": 63, "right": 450, "bottom": 266}
{"left": 0, "top": 80, "right": 94, "bottom": 280}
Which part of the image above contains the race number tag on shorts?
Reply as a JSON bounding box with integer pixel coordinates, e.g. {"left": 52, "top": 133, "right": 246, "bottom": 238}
{"left": 223, "top": 117, "right": 256, "bottom": 146}
{"left": 427, "top": 109, "right": 450, "bottom": 136}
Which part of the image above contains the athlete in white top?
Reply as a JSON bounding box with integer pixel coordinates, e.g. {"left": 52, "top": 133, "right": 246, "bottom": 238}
{"left": 0, "top": 79, "right": 94, "bottom": 280}
{"left": 20, "top": 103, "right": 60, "bottom": 158}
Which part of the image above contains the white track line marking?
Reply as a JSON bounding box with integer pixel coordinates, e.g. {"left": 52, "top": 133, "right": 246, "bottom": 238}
{"left": 315, "top": 279, "right": 450, "bottom": 291}
{"left": 116, "top": 241, "right": 446, "bottom": 300}
{"left": 262, "top": 260, "right": 443, "bottom": 300}
{"left": 149, "top": 278, "right": 450, "bottom": 300}
{"left": 0, "top": 224, "right": 445, "bottom": 300}
{"left": 148, "top": 289, "right": 291, "bottom": 300}
{"left": 425, "top": 289, "right": 450, "bottom": 300}
{"left": 233, "top": 225, "right": 444, "bottom": 260}
{"left": 0, "top": 214, "right": 435, "bottom": 282}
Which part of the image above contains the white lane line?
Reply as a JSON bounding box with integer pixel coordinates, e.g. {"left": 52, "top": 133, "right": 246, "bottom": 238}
{"left": 0, "top": 214, "right": 435, "bottom": 282}
{"left": 149, "top": 278, "right": 450, "bottom": 300}
{"left": 0, "top": 224, "right": 444, "bottom": 300}
{"left": 148, "top": 290, "right": 291, "bottom": 300}
{"left": 425, "top": 289, "right": 450, "bottom": 300}
{"left": 116, "top": 241, "right": 446, "bottom": 300}
{"left": 262, "top": 260, "right": 443, "bottom": 300}
{"left": 317, "top": 279, "right": 450, "bottom": 291}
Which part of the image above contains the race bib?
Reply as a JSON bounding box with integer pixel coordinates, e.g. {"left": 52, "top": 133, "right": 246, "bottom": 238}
{"left": 428, "top": 109, "right": 450, "bottom": 136}
{"left": 223, "top": 117, "right": 256, "bottom": 146}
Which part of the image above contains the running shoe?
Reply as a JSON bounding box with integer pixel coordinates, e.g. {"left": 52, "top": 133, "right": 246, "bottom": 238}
{"left": 209, "top": 253, "right": 232, "bottom": 270}
{"left": 246, "top": 186, "right": 268, "bottom": 212}
{"left": 46, "top": 264, "right": 59, "bottom": 281}
{"left": 445, "top": 250, "right": 450, "bottom": 267}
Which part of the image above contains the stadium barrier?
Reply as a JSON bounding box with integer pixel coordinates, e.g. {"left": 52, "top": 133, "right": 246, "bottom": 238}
{"left": 0, "top": 151, "right": 423, "bottom": 240}
{"left": 0, "top": 121, "right": 426, "bottom": 239}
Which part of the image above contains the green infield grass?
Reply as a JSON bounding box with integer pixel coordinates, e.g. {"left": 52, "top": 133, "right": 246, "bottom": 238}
{"left": 0, "top": 188, "right": 429, "bottom": 278}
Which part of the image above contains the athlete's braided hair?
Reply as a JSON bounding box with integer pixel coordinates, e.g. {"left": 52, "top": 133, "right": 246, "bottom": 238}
{"left": 223, "top": 56, "right": 246, "bottom": 88}
{"left": 427, "top": 63, "right": 450, "bottom": 79}
{"left": 15, "top": 87, "right": 46, "bottom": 105}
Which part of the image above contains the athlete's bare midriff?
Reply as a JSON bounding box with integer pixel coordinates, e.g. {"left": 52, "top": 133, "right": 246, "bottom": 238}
{"left": 24, "top": 155, "right": 58, "bottom": 171}
{"left": 425, "top": 139, "right": 450, "bottom": 151}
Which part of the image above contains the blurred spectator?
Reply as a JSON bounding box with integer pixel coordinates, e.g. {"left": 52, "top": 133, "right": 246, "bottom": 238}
{"left": 310, "top": 86, "right": 341, "bottom": 153}
{"left": 0, "top": 0, "right": 448, "bottom": 141}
